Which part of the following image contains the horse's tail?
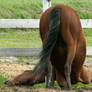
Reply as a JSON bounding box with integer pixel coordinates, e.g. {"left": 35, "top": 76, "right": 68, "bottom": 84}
{"left": 33, "top": 7, "right": 61, "bottom": 80}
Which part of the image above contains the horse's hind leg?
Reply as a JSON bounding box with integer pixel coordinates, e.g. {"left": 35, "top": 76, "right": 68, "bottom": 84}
{"left": 64, "top": 44, "right": 76, "bottom": 89}
{"left": 62, "top": 28, "right": 77, "bottom": 89}
{"left": 45, "top": 61, "right": 55, "bottom": 88}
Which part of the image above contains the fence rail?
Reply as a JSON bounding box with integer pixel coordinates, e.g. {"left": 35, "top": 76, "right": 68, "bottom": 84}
{"left": 0, "top": 47, "right": 91, "bottom": 56}
{"left": 0, "top": 19, "right": 92, "bottom": 56}
{"left": 0, "top": 19, "right": 92, "bottom": 28}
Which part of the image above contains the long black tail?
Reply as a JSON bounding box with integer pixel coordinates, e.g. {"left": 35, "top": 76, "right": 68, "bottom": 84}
{"left": 33, "top": 7, "right": 61, "bottom": 80}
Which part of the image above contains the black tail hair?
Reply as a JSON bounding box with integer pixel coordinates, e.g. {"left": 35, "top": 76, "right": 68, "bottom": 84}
{"left": 33, "top": 7, "right": 61, "bottom": 80}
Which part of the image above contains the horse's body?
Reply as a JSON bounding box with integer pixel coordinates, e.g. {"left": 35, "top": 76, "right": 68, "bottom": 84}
{"left": 38, "top": 4, "right": 91, "bottom": 89}
{"left": 5, "top": 4, "right": 91, "bottom": 89}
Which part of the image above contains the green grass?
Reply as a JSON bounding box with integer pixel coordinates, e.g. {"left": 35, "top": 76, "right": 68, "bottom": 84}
{"left": 33, "top": 82, "right": 92, "bottom": 89}
{"left": 1, "top": 75, "right": 92, "bottom": 89}
{"left": 72, "top": 82, "right": 92, "bottom": 89}
{"left": 84, "top": 29, "right": 92, "bottom": 46}
{"left": 0, "top": 29, "right": 42, "bottom": 47}
{"left": 0, "top": 28, "right": 91, "bottom": 48}
{"left": 0, "top": 75, "right": 6, "bottom": 88}
{"left": 33, "top": 82, "right": 59, "bottom": 88}
{"left": 0, "top": 0, "right": 92, "bottom": 19}
{"left": 52, "top": 0, "right": 92, "bottom": 19}
{"left": 0, "top": 0, "right": 42, "bottom": 19}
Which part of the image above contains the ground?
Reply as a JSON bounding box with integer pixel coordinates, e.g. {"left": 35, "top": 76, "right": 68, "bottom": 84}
{"left": 0, "top": 57, "right": 92, "bottom": 92}
{"left": 1, "top": 87, "right": 92, "bottom": 92}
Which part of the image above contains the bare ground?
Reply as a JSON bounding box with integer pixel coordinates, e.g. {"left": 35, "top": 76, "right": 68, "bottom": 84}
{"left": 1, "top": 87, "right": 92, "bottom": 92}
{"left": 0, "top": 62, "right": 34, "bottom": 77}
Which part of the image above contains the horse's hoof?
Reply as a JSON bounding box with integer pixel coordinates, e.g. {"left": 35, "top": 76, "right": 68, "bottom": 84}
{"left": 4, "top": 79, "right": 14, "bottom": 86}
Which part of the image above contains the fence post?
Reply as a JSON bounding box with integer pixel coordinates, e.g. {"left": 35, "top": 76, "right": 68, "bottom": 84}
{"left": 43, "top": 0, "right": 51, "bottom": 12}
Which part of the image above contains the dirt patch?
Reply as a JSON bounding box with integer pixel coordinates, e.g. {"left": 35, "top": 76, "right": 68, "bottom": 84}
{"left": 0, "top": 61, "right": 92, "bottom": 77}
{"left": 0, "top": 62, "right": 34, "bottom": 77}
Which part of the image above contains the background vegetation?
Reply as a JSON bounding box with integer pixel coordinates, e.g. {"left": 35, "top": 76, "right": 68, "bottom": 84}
{"left": 0, "top": 0, "right": 91, "bottom": 47}
{"left": 0, "top": 0, "right": 92, "bottom": 19}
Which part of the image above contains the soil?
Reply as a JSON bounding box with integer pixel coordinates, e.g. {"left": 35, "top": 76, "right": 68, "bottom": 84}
{"left": 0, "top": 87, "right": 92, "bottom": 92}
{"left": 0, "top": 62, "right": 34, "bottom": 77}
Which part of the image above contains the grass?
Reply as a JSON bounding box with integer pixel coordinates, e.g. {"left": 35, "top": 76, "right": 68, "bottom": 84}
{"left": 33, "top": 81, "right": 92, "bottom": 89}
{"left": 84, "top": 29, "right": 92, "bottom": 46}
{"left": 0, "top": 0, "right": 42, "bottom": 19}
{"left": 0, "top": 0, "right": 91, "bottom": 19}
{"left": 32, "top": 80, "right": 92, "bottom": 89}
{"left": 72, "top": 82, "right": 92, "bottom": 89}
{"left": 0, "top": 29, "right": 42, "bottom": 48}
{"left": 52, "top": 0, "right": 92, "bottom": 19}
{"left": 0, "top": 28, "right": 91, "bottom": 48}
{"left": 0, "top": 74, "right": 92, "bottom": 89}
{"left": 0, "top": 75, "right": 6, "bottom": 88}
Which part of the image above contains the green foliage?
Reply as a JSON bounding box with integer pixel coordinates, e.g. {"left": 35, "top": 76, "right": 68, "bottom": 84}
{"left": 84, "top": 29, "right": 92, "bottom": 46}
{"left": 32, "top": 81, "right": 92, "bottom": 89}
{"left": 52, "top": 0, "right": 92, "bottom": 19}
{"left": 84, "top": 29, "right": 92, "bottom": 37}
{"left": 72, "top": 82, "right": 92, "bottom": 89}
{"left": 0, "top": 75, "right": 6, "bottom": 88}
{"left": 0, "top": 0, "right": 42, "bottom": 19}
{"left": 0, "top": 0, "right": 92, "bottom": 19}
{"left": 33, "top": 81, "right": 59, "bottom": 88}
{"left": 0, "top": 29, "right": 42, "bottom": 47}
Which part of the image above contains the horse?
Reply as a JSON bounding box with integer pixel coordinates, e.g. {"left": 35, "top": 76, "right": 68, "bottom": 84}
{"left": 32, "top": 4, "right": 91, "bottom": 89}
{"left": 5, "top": 4, "right": 91, "bottom": 90}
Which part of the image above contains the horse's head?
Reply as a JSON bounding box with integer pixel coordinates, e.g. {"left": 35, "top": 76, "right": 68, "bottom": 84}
{"left": 5, "top": 70, "right": 35, "bottom": 86}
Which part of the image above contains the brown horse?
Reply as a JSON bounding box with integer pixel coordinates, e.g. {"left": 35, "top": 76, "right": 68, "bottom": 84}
{"left": 5, "top": 4, "right": 91, "bottom": 90}
{"left": 32, "top": 4, "right": 91, "bottom": 89}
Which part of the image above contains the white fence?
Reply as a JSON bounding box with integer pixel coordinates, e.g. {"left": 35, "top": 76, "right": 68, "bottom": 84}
{"left": 0, "top": 19, "right": 92, "bottom": 28}
{"left": 0, "top": 47, "right": 91, "bottom": 56}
